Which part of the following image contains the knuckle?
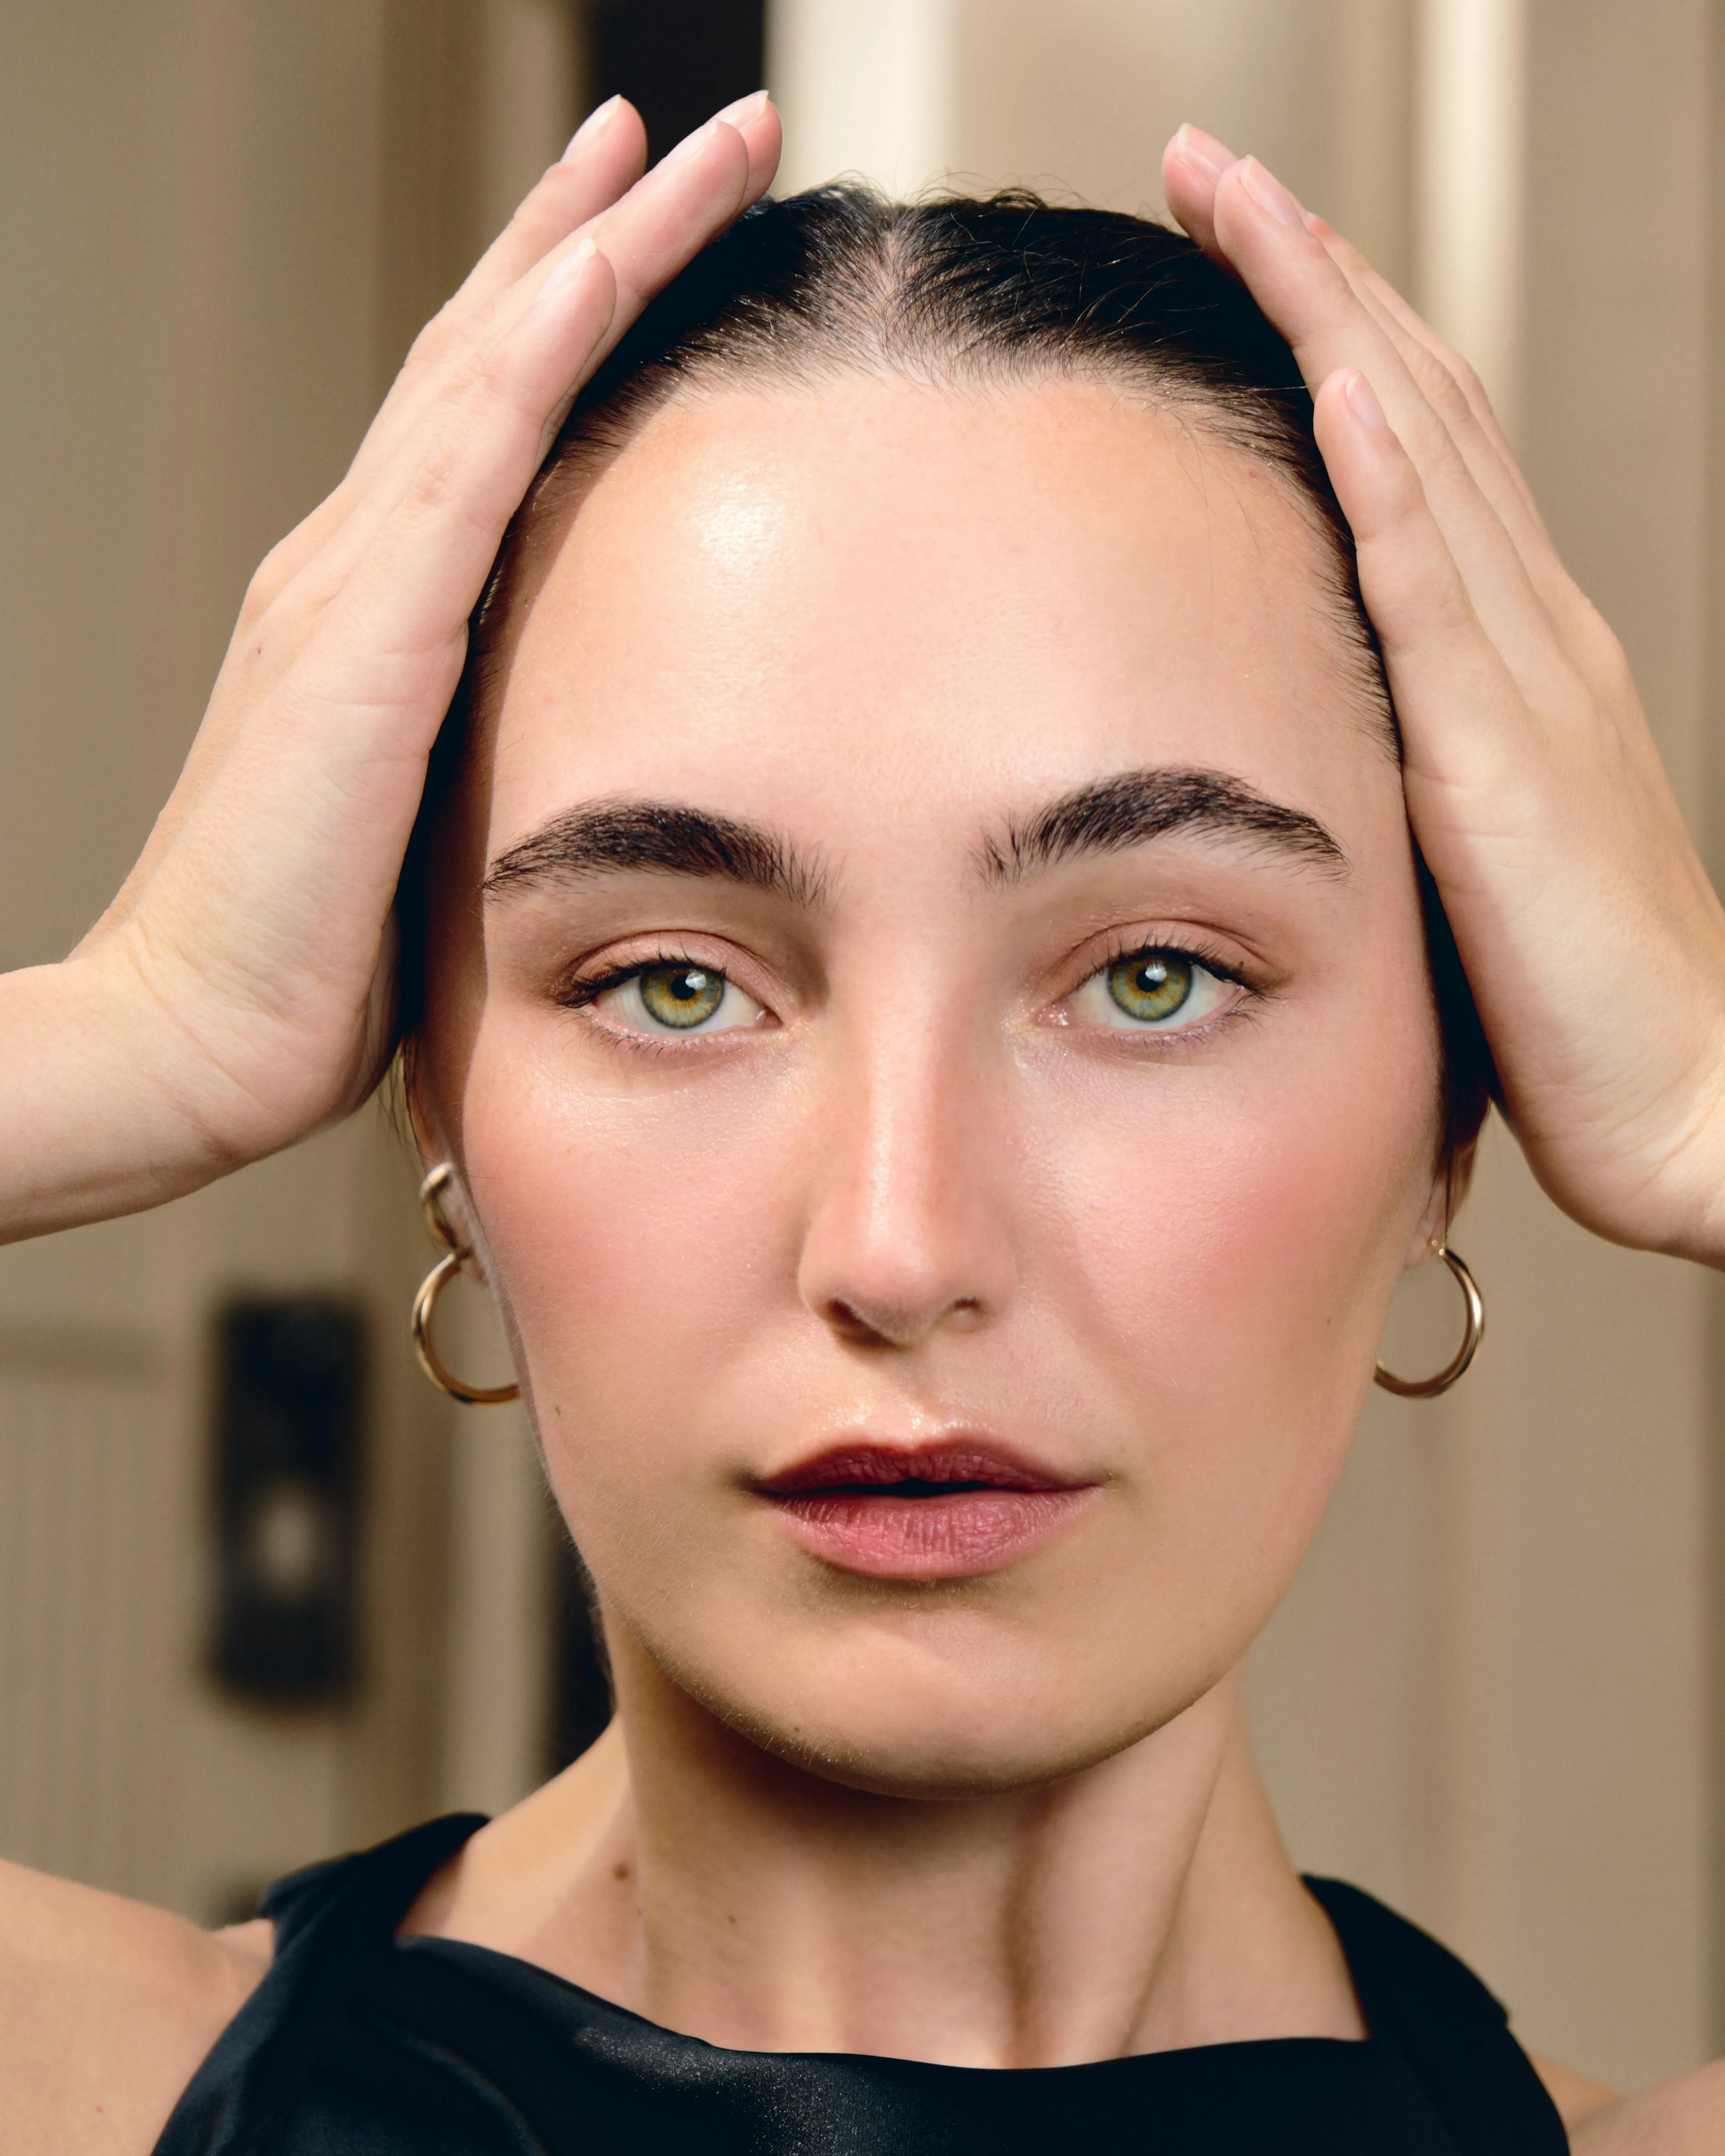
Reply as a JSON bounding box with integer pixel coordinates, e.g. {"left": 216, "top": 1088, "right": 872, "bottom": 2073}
{"left": 1448, "top": 349, "right": 1488, "bottom": 406}
{"left": 1406, "top": 340, "right": 1473, "bottom": 427}
{"left": 241, "top": 543, "right": 294, "bottom": 623}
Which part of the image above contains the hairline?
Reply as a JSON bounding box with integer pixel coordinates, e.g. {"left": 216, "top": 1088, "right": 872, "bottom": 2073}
{"left": 477, "top": 352, "right": 1396, "bottom": 764}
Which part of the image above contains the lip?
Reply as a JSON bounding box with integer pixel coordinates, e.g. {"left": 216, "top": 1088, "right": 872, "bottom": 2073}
{"left": 753, "top": 1437, "right": 1099, "bottom": 1581}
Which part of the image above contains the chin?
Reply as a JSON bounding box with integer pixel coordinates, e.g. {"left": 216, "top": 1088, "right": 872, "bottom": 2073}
{"left": 633, "top": 1608, "right": 1207, "bottom": 1801}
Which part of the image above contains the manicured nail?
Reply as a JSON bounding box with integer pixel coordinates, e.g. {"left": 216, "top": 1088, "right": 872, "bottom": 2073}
{"left": 714, "top": 89, "right": 770, "bottom": 127}
{"left": 1172, "top": 122, "right": 1234, "bottom": 182}
{"left": 562, "top": 94, "right": 622, "bottom": 161}
{"left": 1344, "top": 370, "right": 1391, "bottom": 432}
{"left": 1238, "top": 156, "right": 1306, "bottom": 230}
{"left": 659, "top": 115, "right": 720, "bottom": 170}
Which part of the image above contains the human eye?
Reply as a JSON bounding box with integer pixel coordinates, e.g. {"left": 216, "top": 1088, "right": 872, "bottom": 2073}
{"left": 1067, "top": 946, "right": 1240, "bottom": 1033}
{"left": 578, "top": 960, "right": 766, "bottom": 1038}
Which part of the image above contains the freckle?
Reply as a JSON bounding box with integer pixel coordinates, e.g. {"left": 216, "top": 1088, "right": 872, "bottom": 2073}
{"left": 612, "top": 1862, "right": 630, "bottom": 1882}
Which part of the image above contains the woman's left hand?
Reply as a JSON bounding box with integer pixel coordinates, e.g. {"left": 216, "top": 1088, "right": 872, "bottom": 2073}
{"left": 1163, "top": 126, "right": 1725, "bottom": 1268}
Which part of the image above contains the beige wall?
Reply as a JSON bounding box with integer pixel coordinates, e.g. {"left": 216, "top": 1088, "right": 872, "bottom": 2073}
{"left": 772, "top": 0, "right": 1720, "bottom": 2088}
{"left": 0, "top": 0, "right": 577, "bottom": 1920}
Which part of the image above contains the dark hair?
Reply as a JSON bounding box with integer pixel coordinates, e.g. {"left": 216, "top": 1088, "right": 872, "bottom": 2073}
{"left": 400, "top": 185, "right": 1493, "bottom": 1182}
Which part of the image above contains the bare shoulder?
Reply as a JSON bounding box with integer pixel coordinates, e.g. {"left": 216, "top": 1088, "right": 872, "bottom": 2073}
{"left": 0, "top": 1856, "right": 270, "bottom": 2156}
{"left": 1533, "top": 2050, "right": 1725, "bottom": 2154}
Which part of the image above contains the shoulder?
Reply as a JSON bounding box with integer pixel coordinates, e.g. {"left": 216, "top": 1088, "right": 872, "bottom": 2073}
{"left": 0, "top": 1855, "right": 270, "bottom": 2156}
{"left": 1533, "top": 2052, "right": 1725, "bottom": 2154}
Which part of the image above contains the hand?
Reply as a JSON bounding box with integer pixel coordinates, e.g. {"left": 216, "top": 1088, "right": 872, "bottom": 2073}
{"left": 1163, "top": 126, "right": 1725, "bottom": 1267}
{"left": 0, "top": 92, "right": 782, "bottom": 1242}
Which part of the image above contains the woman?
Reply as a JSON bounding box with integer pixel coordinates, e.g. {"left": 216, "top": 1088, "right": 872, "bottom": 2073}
{"left": 2, "top": 91, "right": 1722, "bottom": 2153}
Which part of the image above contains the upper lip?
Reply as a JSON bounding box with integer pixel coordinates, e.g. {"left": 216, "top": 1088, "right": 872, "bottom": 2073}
{"left": 753, "top": 1436, "right": 1091, "bottom": 1496}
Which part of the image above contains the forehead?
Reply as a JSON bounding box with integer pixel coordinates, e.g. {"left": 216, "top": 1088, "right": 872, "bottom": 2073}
{"left": 485, "top": 374, "right": 1389, "bottom": 852}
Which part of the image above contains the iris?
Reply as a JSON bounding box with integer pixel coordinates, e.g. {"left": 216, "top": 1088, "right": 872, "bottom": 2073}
{"left": 1106, "top": 953, "right": 1192, "bottom": 1024}
{"left": 639, "top": 965, "right": 726, "bottom": 1028}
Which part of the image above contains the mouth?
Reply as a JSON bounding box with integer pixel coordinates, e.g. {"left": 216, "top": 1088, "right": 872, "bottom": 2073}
{"left": 752, "top": 1438, "right": 1099, "bottom": 1581}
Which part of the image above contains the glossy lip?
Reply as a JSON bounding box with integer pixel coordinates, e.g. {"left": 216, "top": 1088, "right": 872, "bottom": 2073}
{"left": 752, "top": 1437, "right": 1100, "bottom": 1581}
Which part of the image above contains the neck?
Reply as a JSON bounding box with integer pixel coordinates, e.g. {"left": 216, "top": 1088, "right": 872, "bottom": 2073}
{"left": 410, "top": 1654, "right": 1361, "bottom": 2067}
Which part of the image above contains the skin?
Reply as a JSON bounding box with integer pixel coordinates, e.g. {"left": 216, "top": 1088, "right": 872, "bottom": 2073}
{"left": 422, "top": 375, "right": 1440, "bottom": 1806}
{"left": 0, "top": 95, "right": 1721, "bottom": 2155}
{"left": 400, "top": 372, "right": 1446, "bottom": 2058}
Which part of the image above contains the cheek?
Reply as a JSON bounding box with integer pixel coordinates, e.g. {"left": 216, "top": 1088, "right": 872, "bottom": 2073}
{"left": 458, "top": 1024, "right": 813, "bottom": 1539}
{"left": 460, "top": 976, "right": 1437, "bottom": 1574}
{"left": 1024, "top": 987, "right": 1439, "bottom": 1624}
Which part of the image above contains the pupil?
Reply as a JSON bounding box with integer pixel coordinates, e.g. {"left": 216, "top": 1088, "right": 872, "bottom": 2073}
{"left": 669, "top": 970, "right": 706, "bottom": 1002}
{"left": 1107, "top": 950, "right": 1192, "bottom": 1023}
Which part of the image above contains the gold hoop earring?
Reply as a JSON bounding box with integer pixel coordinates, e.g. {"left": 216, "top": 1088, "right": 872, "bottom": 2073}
{"left": 411, "top": 1165, "right": 520, "bottom": 1406}
{"left": 1374, "top": 1244, "right": 1484, "bottom": 1399}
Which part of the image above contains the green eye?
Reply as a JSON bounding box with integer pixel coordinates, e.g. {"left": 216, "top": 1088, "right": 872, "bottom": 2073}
{"left": 1106, "top": 952, "right": 1192, "bottom": 1023}
{"left": 638, "top": 965, "right": 725, "bottom": 1029}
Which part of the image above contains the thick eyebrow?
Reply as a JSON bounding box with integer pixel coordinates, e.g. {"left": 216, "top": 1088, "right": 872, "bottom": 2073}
{"left": 483, "top": 799, "right": 829, "bottom": 909}
{"left": 981, "top": 766, "right": 1348, "bottom": 883}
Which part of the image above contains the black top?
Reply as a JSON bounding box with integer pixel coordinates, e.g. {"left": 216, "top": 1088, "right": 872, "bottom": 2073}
{"left": 152, "top": 1813, "right": 1567, "bottom": 2155}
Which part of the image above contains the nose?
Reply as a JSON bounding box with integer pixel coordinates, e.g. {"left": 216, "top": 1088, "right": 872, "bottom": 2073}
{"left": 796, "top": 1024, "right": 1018, "bottom": 1350}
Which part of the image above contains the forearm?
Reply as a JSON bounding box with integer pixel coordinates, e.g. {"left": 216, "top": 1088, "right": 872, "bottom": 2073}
{"left": 0, "top": 955, "right": 246, "bottom": 1244}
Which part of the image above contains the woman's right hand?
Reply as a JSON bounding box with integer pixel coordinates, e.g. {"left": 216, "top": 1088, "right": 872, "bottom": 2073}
{"left": 0, "top": 92, "right": 781, "bottom": 1244}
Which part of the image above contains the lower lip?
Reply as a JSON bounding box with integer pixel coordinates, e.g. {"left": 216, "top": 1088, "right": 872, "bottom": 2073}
{"left": 765, "top": 1487, "right": 1096, "bottom": 1579}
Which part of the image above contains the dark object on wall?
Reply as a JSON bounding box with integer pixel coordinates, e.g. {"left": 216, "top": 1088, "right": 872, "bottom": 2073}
{"left": 210, "top": 1297, "right": 366, "bottom": 1707}
{"left": 548, "top": 1534, "right": 612, "bottom": 1770}
{"left": 589, "top": 0, "right": 765, "bottom": 162}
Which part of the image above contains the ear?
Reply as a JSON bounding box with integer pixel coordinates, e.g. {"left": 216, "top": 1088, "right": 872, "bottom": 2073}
{"left": 401, "top": 1045, "right": 442, "bottom": 1172}
{"left": 1403, "top": 1133, "right": 1481, "bottom": 1268}
{"left": 400, "top": 1049, "right": 485, "bottom": 1261}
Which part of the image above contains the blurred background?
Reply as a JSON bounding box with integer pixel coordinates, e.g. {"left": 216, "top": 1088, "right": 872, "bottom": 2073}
{"left": 0, "top": 0, "right": 1719, "bottom": 2094}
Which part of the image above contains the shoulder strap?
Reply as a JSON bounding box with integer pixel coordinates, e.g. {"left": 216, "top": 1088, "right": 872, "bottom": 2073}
{"left": 1305, "top": 1877, "right": 1568, "bottom": 2156}
{"left": 152, "top": 1813, "right": 487, "bottom": 2156}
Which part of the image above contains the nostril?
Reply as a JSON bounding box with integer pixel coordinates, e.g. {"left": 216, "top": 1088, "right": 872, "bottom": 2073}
{"left": 821, "top": 1293, "right": 987, "bottom": 1347}
{"left": 825, "top": 1297, "right": 888, "bottom": 1344}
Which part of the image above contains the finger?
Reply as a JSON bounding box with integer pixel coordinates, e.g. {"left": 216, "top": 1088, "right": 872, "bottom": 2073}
{"left": 1307, "top": 218, "right": 1625, "bottom": 683}
{"left": 580, "top": 100, "right": 778, "bottom": 368}
{"left": 1210, "top": 157, "right": 1572, "bottom": 696}
{"left": 96, "top": 242, "right": 625, "bottom": 940}
{"left": 261, "top": 109, "right": 760, "bottom": 660}
{"left": 1160, "top": 123, "right": 1238, "bottom": 264}
{"left": 459, "top": 90, "right": 775, "bottom": 359}
{"left": 256, "top": 94, "right": 778, "bottom": 622}
{"left": 294, "top": 105, "right": 769, "bottom": 716}
{"left": 455, "top": 96, "right": 650, "bottom": 309}
{"left": 113, "top": 100, "right": 775, "bottom": 937}
{"left": 1306, "top": 212, "right": 1544, "bottom": 532}
{"left": 1314, "top": 368, "right": 1537, "bottom": 810}
{"left": 200, "top": 246, "right": 622, "bottom": 856}
{"left": 243, "top": 100, "right": 651, "bottom": 611}
{"left": 1332, "top": 258, "right": 1549, "bottom": 553}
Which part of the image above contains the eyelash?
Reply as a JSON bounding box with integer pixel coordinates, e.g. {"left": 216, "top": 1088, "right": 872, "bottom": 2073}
{"left": 560, "top": 937, "right": 1261, "bottom": 1043}
{"left": 1093, "top": 933, "right": 1256, "bottom": 994}
{"left": 560, "top": 951, "right": 721, "bottom": 1007}
{"left": 1079, "top": 934, "right": 1261, "bottom": 1032}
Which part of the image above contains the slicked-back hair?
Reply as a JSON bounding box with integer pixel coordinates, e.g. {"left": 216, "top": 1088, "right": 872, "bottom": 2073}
{"left": 399, "top": 184, "right": 1493, "bottom": 1180}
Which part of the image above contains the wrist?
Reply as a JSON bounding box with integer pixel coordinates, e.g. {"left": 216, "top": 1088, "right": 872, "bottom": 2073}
{"left": 0, "top": 948, "right": 258, "bottom": 1244}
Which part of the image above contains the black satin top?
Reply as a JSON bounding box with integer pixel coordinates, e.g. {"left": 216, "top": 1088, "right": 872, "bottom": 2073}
{"left": 152, "top": 1813, "right": 1567, "bottom": 2155}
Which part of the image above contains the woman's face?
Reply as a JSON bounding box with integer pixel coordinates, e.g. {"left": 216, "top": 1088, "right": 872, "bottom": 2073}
{"left": 420, "top": 373, "right": 1443, "bottom": 1797}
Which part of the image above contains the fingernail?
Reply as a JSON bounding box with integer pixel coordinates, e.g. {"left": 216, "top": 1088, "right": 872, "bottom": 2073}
{"left": 659, "top": 115, "right": 720, "bottom": 171}
{"left": 1172, "top": 122, "right": 1234, "bottom": 182}
{"left": 563, "top": 94, "right": 622, "bottom": 161}
{"left": 1344, "top": 370, "right": 1391, "bottom": 432}
{"left": 714, "top": 89, "right": 770, "bottom": 127}
{"left": 1238, "top": 156, "right": 1307, "bottom": 230}
{"left": 534, "top": 232, "right": 600, "bottom": 309}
